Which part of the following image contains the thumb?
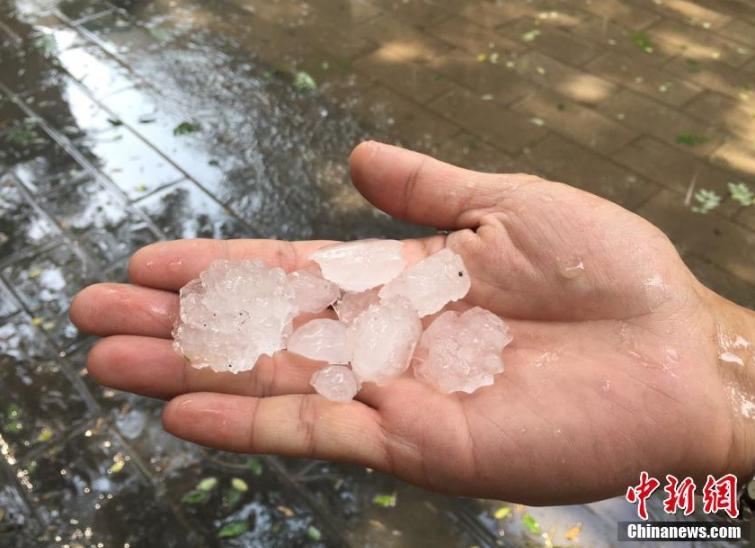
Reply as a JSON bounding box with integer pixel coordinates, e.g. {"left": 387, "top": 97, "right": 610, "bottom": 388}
{"left": 349, "top": 141, "right": 519, "bottom": 229}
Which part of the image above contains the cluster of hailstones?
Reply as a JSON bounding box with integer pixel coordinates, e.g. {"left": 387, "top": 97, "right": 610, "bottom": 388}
{"left": 173, "top": 240, "right": 513, "bottom": 401}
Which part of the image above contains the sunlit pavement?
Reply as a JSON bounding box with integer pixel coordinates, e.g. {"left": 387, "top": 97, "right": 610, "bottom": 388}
{"left": 0, "top": 0, "right": 753, "bottom": 545}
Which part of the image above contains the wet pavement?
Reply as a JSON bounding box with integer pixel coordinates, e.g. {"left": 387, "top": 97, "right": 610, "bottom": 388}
{"left": 1, "top": 0, "right": 754, "bottom": 546}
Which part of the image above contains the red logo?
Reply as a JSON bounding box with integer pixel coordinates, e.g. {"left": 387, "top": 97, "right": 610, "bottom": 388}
{"left": 627, "top": 472, "right": 738, "bottom": 519}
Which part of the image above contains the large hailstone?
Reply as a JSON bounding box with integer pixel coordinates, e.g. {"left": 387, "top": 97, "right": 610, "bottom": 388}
{"left": 288, "top": 267, "right": 340, "bottom": 313}
{"left": 310, "top": 240, "right": 405, "bottom": 292}
{"left": 287, "top": 319, "right": 350, "bottom": 364}
{"left": 310, "top": 365, "right": 360, "bottom": 402}
{"left": 348, "top": 299, "right": 422, "bottom": 384}
{"left": 379, "top": 248, "right": 470, "bottom": 317}
{"left": 334, "top": 288, "right": 380, "bottom": 324}
{"left": 413, "top": 307, "right": 512, "bottom": 393}
{"left": 172, "top": 260, "right": 297, "bottom": 373}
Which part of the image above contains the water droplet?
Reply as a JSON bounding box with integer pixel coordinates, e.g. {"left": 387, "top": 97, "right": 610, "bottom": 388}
{"left": 557, "top": 257, "right": 584, "bottom": 279}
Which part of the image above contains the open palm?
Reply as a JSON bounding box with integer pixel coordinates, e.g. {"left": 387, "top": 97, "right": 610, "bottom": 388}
{"left": 71, "top": 141, "right": 746, "bottom": 504}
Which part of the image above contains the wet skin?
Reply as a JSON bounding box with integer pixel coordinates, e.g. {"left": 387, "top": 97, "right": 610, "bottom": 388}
{"left": 71, "top": 141, "right": 755, "bottom": 505}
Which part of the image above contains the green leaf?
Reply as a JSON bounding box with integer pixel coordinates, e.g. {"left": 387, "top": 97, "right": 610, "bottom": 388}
{"left": 231, "top": 477, "right": 248, "bottom": 492}
{"left": 631, "top": 32, "right": 653, "bottom": 53}
{"left": 196, "top": 477, "right": 218, "bottom": 491}
{"left": 107, "top": 118, "right": 123, "bottom": 127}
{"left": 293, "top": 71, "right": 317, "bottom": 92}
{"left": 222, "top": 488, "right": 243, "bottom": 510}
{"left": 182, "top": 489, "right": 209, "bottom": 505}
{"left": 521, "top": 29, "right": 540, "bottom": 42}
{"left": 173, "top": 121, "right": 201, "bottom": 135}
{"left": 218, "top": 520, "right": 248, "bottom": 539}
{"left": 247, "top": 457, "right": 263, "bottom": 476}
{"left": 675, "top": 132, "right": 708, "bottom": 146}
{"left": 306, "top": 525, "right": 322, "bottom": 541}
{"left": 522, "top": 514, "right": 541, "bottom": 535}
{"left": 3, "top": 421, "right": 22, "bottom": 433}
{"left": 372, "top": 492, "right": 397, "bottom": 507}
{"left": 728, "top": 182, "right": 754, "bottom": 206}
{"left": 691, "top": 189, "right": 721, "bottom": 214}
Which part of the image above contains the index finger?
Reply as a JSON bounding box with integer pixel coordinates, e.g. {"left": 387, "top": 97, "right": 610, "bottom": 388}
{"left": 128, "top": 238, "right": 335, "bottom": 291}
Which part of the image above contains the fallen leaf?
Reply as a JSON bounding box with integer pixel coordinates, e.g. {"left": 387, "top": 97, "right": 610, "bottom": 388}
{"left": 565, "top": 522, "right": 582, "bottom": 541}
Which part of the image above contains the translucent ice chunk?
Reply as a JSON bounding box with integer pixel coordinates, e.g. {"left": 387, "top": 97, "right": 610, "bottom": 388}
{"left": 334, "top": 288, "right": 380, "bottom": 324}
{"left": 348, "top": 299, "right": 422, "bottom": 384}
{"left": 172, "top": 260, "right": 297, "bottom": 373}
{"left": 287, "top": 319, "right": 350, "bottom": 364}
{"left": 379, "top": 248, "right": 471, "bottom": 317}
{"left": 310, "top": 365, "right": 359, "bottom": 402}
{"left": 310, "top": 239, "right": 405, "bottom": 292}
{"left": 414, "top": 307, "right": 512, "bottom": 393}
{"left": 288, "top": 267, "right": 340, "bottom": 313}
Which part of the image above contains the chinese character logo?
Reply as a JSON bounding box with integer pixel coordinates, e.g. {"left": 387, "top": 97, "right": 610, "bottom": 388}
{"left": 626, "top": 471, "right": 661, "bottom": 520}
{"left": 702, "top": 474, "right": 738, "bottom": 519}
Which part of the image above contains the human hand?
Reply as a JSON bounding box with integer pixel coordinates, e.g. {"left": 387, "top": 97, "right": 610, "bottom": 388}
{"left": 71, "top": 141, "right": 755, "bottom": 504}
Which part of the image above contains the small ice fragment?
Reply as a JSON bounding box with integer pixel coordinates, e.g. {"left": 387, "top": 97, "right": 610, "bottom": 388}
{"left": 173, "top": 260, "right": 297, "bottom": 373}
{"left": 348, "top": 299, "right": 422, "bottom": 384}
{"left": 379, "top": 248, "right": 470, "bottom": 316}
{"left": 720, "top": 351, "right": 745, "bottom": 366}
{"left": 288, "top": 319, "right": 350, "bottom": 364}
{"left": 310, "top": 365, "right": 359, "bottom": 402}
{"left": 335, "top": 288, "right": 380, "bottom": 324}
{"left": 414, "top": 307, "right": 512, "bottom": 393}
{"left": 310, "top": 239, "right": 405, "bottom": 292}
{"left": 288, "top": 267, "right": 340, "bottom": 313}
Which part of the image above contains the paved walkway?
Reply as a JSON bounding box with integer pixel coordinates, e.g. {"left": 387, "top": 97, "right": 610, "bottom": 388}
{"left": 0, "top": 0, "right": 753, "bottom": 546}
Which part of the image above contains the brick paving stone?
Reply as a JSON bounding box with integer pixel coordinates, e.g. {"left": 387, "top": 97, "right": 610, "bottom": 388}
{"left": 0, "top": 353, "right": 92, "bottom": 461}
{"left": 352, "top": 49, "right": 455, "bottom": 103}
{"left": 663, "top": 53, "right": 755, "bottom": 102}
{"left": 428, "top": 84, "right": 547, "bottom": 153}
{"left": 20, "top": 425, "right": 196, "bottom": 547}
{"left": 626, "top": 0, "right": 732, "bottom": 30}
{"left": 585, "top": 51, "right": 703, "bottom": 107}
{"left": 598, "top": 88, "right": 725, "bottom": 156}
{"left": 716, "top": 18, "right": 755, "bottom": 48}
{"left": 426, "top": 16, "right": 525, "bottom": 56}
{"left": 428, "top": 49, "right": 531, "bottom": 104}
{"left": 511, "top": 50, "right": 618, "bottom": 105}
{"left": 571, "top": 0, "right": 660, "bottom": 30}
{"left": 355, "top": 13, "right": 453, "bottom": 63}
{"left": 612, "top": 136, "right": 743, "bottom": 217}
{"left": 646, "top": 19, "right": 752, "bottom": 69}
{"left": 0, "top": 174, "right": 60, "bottom": 264}
{"left": 523, "top": 134, "right": 659, "bottom": 209}
{"left": 367, "top": 0, "right": 454, "bottom": 28}
{"left": 684, "top": 254, "right": 755, "bottom": 310}
{"left": 638, "top": 189, "right": 755, "bottom": 285}
{"left": 569, "top": 19, "right": 673, "bottom": 67}
{"left": 435, "top": 131, "right": 523, "bottom": 174}
{"left": 710, "top": 139, "right": 755, "bottom": 180}
{"left": 499, "top": 17, "right": 602, "bottom": 66}
{"left": 38, "top": 177, "right": 159, "bottom": 267}
{"left": 683, "top": 91, "right": 755, "bottom": 140}
{"left": 135, "top": 180, "right": 251, "bottom": 241}
{"left": 511, "top": 88, "right": 638, "bottom": 153}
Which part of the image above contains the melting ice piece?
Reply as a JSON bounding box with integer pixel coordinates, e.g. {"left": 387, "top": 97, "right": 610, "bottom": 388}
{"left": 310, "top": 239, "right": 405, "bottom": 292}
{"left": 173, "top": 260, "right": 297, "bottom": 373}
{"left": 348, "top": 299, "right": 422, "bottom": 384}
{"left": 310, "top": 365, "right": 360, "bottom": 402}
{"left": 379, "top": 248, "right": 471, "bottom": 317}
{"left": 287, "top": 319, "right": 350, "bottom": 364}
{"left": 334, "top": 288, "right": 380, "bottom": 324}
{"left": 414, "top": 307, "right": 512, "bottom": 393}
{"left": 288, "top": 267, "right": 340, "bottom": 313}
